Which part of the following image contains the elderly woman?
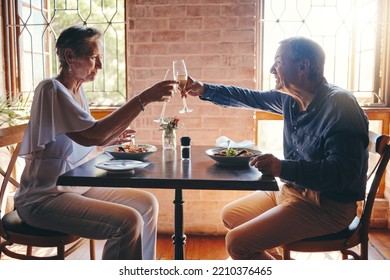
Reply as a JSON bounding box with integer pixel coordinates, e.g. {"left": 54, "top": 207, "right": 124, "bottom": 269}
{"left": 14, "top": 25, "right": 177, "bottom": 260}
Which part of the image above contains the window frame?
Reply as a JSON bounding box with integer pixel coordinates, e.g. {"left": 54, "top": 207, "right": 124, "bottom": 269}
{"left": 256, "top": 0, "right": 390, "bottom": 107}
{"left": 1, "top": 0, "right": 127, "bottom": 106}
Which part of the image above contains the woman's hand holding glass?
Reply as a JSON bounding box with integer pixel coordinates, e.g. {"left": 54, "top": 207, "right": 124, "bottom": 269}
{"left": 154, "top": 69, "right": 173, "bottom": 124}
{"left": 143, "top": 79, "right": 177, "bottom": 104}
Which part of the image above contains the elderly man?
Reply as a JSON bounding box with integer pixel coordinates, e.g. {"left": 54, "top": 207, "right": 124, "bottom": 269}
{"left": 185, "top": 37, "right": 369, "bottom": 260}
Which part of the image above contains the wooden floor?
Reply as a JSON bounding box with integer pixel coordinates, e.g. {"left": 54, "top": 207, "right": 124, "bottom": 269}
{"left": 156, "top": 234, "right": 229, "bottom": 260}
{"left": 156, "top": 229, "right": 390, "bottom": 260}
{"left": 367, "top": 228, "right": 390, "bottom": 260}
{"left": 2, "top": 229, "right": 389, "bottom": 260}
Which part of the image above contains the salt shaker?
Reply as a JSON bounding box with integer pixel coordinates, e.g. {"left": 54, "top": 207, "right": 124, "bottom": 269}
{"left": 180, "top": 136, "right": 191, "bottom": 160}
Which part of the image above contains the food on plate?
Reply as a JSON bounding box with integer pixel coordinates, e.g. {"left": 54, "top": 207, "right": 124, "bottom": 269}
{"left": 213, "top": 148, "right": 254, "bottom": 157}
{"left": 113, "top": 144, "right": 149, "bottom": 153}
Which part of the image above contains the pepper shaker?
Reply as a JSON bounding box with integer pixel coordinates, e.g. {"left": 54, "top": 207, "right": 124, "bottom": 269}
{"left": 180, "top": 136, "right": 191, "bottom": 160}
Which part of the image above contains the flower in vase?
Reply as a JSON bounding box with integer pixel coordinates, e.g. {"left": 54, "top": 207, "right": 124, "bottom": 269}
{"left": 160, "top": 117, "right": 179, "bottom": 134}
{"left": 160, "top": 117, "right": 179, "bottom": 149}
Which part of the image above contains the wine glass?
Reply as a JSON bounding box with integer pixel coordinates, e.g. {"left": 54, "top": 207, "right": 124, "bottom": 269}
{"left": 173, "top": 60, "right": 193, "bottom": 114}
{"left": 153, "top": 69, "right": 172, "bottom": 124}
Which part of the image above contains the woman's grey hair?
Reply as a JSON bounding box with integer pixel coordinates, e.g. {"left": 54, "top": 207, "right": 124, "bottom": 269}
{"left": 279, "top": 37, "right": 325, "bottom": 82}
{"left": 56, "top": 25, "right": 102, "bottom": 69}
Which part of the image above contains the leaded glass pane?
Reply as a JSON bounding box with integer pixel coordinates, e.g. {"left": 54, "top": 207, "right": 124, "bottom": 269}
{"left": 261, "top": 0, "right": 385, "bottom": 106}
{"left": 12, "top": 0, "right": 126, "bottom": 106}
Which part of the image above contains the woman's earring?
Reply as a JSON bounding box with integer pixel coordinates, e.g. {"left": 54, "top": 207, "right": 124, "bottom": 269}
{"left": 69, "top": 67, "right": 72, "bottom": 74}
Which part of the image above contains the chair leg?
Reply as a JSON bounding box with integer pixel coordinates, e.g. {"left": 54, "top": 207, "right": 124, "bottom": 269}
{"left": 89, "top": 239, "right": 96, "bottom": 260}
{"left": 341, "top": 248, "right": 361, "bottom": 260}
{"left": 282, "top": 248, "right": 292, "bottom": 260}
{"left": 361, "top": 240, "right": 368, "bottom": 260}
{"left": 27, "top": 245, "right": 33, "bottom": 256}
{"left": 58, "top": 245, "right": 65, "bottom": 259}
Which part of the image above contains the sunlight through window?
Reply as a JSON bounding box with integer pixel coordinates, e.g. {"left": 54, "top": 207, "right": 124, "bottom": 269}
{"left": 260, "top": 0, "right": 387, "bottom": 106}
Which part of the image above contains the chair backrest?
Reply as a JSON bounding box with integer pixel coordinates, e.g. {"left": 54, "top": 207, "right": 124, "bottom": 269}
{"left": 360, "top": 131, "right": 390, "bottom": 240}
{"left": 0, "top": 124, "right": 26, "bottom": 218}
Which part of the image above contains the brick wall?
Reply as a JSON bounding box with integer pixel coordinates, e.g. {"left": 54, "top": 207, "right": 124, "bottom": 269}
{"left": 126, "top": 0, "right": 257, "bottom": 146}
{"left": 126, "top": 0, "right": 258, "bottom": 234}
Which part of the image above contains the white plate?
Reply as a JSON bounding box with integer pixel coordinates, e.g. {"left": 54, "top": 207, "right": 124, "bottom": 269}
{"left": 103, "top": 144, "right": 157, "bottom": 160}
{"left": 95, "top": 160, "right": 149, "bottom": 172}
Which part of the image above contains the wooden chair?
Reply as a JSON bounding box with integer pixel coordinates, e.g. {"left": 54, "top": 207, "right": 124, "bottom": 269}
{"left": 0, "top": 124, "right": 95, "bottom": 260}
{"left": 281, "top": 131, "right": 390, "bottom": 260}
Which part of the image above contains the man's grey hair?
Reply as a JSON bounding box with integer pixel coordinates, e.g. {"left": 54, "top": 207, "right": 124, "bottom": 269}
{"left": 280, "top": 37, "right": 325, "bottom": 82}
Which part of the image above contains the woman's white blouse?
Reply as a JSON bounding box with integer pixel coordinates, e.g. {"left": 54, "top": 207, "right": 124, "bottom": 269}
{"left": 15, "top": 78, "right": 97, "bottom": 207}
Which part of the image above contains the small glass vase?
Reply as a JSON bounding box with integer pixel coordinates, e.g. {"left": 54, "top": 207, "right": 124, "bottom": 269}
{"left": 162, "top": 129, "right": 177, "bottom": 150}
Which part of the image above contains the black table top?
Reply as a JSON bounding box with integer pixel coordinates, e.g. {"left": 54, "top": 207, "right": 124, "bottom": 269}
{"left": 57, "top": 146, "right": 279, "bottom": 191}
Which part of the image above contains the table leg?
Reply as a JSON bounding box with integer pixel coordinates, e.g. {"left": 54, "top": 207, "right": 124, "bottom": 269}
{"left": 172, "top": 188, "right": 186, "bottom": 260}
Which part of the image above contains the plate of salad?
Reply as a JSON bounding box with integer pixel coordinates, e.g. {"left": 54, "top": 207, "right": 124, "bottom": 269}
{"left": 205, "top": 147, "right": 261, "bottom": 166}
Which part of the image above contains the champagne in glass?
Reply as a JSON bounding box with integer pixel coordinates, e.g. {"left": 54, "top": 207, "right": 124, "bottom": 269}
{"left": 173, "top": 60, "right": 193, "bottom": 113}
{"left": 177, "top": 74, "right": 188, "bottom": 90}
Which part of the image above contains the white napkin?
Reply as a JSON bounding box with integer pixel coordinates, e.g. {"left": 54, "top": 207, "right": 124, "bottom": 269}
{"left": 215, "top": 136, "right": 257, "bottom": 149}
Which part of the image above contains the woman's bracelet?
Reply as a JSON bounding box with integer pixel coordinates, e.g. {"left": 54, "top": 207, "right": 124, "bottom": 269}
{"left": 137, "top": 95, "right": 145, "bottom": 111}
